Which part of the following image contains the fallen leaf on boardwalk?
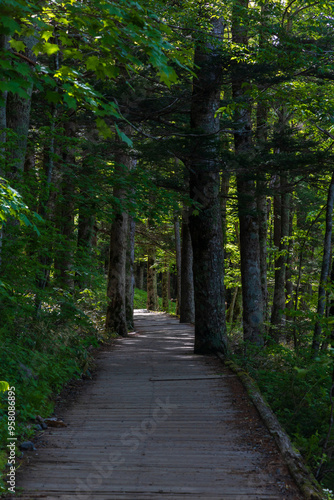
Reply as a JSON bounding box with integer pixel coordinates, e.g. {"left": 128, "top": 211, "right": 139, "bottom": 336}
{"left": 44, "top": 418, "right": 67, "bottom": 427}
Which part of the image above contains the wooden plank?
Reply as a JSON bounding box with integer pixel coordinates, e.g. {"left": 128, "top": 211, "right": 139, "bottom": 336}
{"left": 149, "top": 375, "right": 235, "bottom": 381}
{"left": 13, "top": 311, "right": 303, "bottom": 500}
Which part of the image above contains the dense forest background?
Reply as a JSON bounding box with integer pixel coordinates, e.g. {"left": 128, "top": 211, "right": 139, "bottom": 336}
{"left": 1, "top": 0, "right": 334, "bottom": 494}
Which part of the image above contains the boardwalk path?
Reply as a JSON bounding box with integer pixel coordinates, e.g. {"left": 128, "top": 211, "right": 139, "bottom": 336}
{"left": 15, "top": 311, "right": 302, "bottom": 499}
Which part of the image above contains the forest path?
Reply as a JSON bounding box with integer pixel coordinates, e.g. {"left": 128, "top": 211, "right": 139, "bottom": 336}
{"left": 14, "top": 311, "right": 302, "bottom": 499}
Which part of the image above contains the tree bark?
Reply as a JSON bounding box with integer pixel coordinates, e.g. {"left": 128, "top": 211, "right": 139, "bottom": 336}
{"left": 162, "top": 255, "right": 169, "bottom": 313}
{"left": 105, "top": 140, "right": 134, "bottom": 336}
{"left": 174, "top": 213, "right": 181, "bottom": 316}
{"left": 54, "top": 120, "right": 77, "bottom": 291}
{"left": 270, "top": 178, "right": 290, "bottom": 338}
{"left": 6, "top": 36, "right": 36, "bottom": 177}
{"left": 180, "top": 204, "right": 195, "bottom": 323}
{"left": 189, "top": 14, "right": 227, "bottom": 354}
{"left": 147, "top": 243, "right": 158, "bottom": 311}
{"left": 312, "top": 172, "right": 334, "bottom": 355}
{"left": 126, "top": 215, "right": 136, "bottom": 329}
{"left": 232, "top": 0, "right": 264, "bottom": 346}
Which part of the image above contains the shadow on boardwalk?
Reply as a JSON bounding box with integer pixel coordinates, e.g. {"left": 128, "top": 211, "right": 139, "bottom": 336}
{"left": 11, "top": 311, "right": 303, "bottom": 499}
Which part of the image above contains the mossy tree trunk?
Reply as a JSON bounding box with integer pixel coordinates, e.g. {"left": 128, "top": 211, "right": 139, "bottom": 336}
{"left": 126, "top": 215, "right": 136, "bottom": 329}
{"left": 105, "top": 138, "right": 134, "bottom": 336}
{"left": 180, "top": 204, "right": 194, "bottom": 323}
{"left": 147, "top": 244, "right": 158, "bottom": 311}
{"left": 189, "top": 13, "right": 227, "bottom": 354}
{"left": 232, "top": 0, "right": 264, "bottom": 347}
{"left": 312, "top": 172, "right": 334, "bottom": 355}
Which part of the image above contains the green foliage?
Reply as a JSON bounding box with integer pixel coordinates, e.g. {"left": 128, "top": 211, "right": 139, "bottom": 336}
{"left": 0, "top": 177, "right": 42, "bottom": 233}
{"left": 134, "top": 287, "right": 177, "bottom": 315}
{"left": 0, "top": 270, "right": 109, "bottom": 473}
{"left": 231, "top": 340, "right": 334, "bottom": 487}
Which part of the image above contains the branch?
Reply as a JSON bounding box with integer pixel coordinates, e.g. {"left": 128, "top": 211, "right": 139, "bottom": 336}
{"left": 311, "top": 121, "right": 334, "bottom": 141}
{"left": 13, "top": 51, "right": 36, "bottom": 66}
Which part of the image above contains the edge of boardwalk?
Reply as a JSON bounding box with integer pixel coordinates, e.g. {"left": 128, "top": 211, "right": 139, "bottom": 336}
{"left": 217, "top": 354, "right": 324, "bottom": 500}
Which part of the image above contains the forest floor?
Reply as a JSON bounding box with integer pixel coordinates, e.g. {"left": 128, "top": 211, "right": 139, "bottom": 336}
{"left": 9, "top": 311, "right": 304, "bottom": 499}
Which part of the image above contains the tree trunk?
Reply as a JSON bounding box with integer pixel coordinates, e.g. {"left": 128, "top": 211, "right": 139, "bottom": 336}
{"left": 6, "top": 36, "right": 36, "bottom": 177}
{"left": 105, "top": 141, "right": 134, "bottom": 336}
{"left": 270, "top": 177, "right": 290, "bottom": 339}
{"left": 257, "top": 188, "right": 269, "bottom": 322}
{"left": 126, "top": 215, "right": 136, "bottom": 329}
{"left": 312, "top": 172, "right": 334, "bottom": 355}
{"left": 162, "top": 255, "right": 169, "bottom": 313}
{"left": 136, "top": 262, "right": 145, "bottom": 290}
{"left": 189, "top": 14, "right": 227, "bottom": 354}
{"left": 147, "top": 244, "right": 158, "bottom": 311}
{"left": 256, "top": 96, "right": 269, "bottom": 323}
{"left": 232, "top": 0, "right": 264, "bottom": 346}
{"left": 54, "top": 120, "right": 77, "bottom": 291}
{"left": 286, "top": 208, "right": 294, "bottom": 311}
{"left": 180, "top": 205, "right": 195, "bottom": 323}
{"left": 174, "top": 214, "right": 181, "bottom": 316}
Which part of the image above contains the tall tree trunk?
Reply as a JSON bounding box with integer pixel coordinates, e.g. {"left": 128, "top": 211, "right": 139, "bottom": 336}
{"left": 174, "top": 213, "right": 181, "bottom": 316}
{"left": 312, "top": 172, "right": 334, "bottom": 355}
{"left": 162, "top": 255, "right": 169, "bottom": 313}
{"left": 180, "top": 204, "right": 195, "bottom": 323}
{"left": 232, "top": 0, "right": 264, "bottom": 346}
{"left": 0, "top": 35, "right": 9, "bottom": 268}
{"left": 105, "top": 140, "right": 134, "bottom": 336}
{"left": 6, "top": 36, "right": 36, "bottom": 177}
{"left": 136, "top": 262, "right": 145, "bottom": 290}
{"left": 256, "top": 94, "right": 269, "bottom": 323}
{"left": 270, "top": 177, "right": 290, "bottom": 338}
{"left": 54, "top": 120, "right": 77, "bottom": 291}
{"left": 126, "top": 215, "right": 136, "bottom": 329}
{"left": 286, "top": 208, "right": 294, "bottom": 311}
{"left": 147, "top": 244, "right": 158, "bottom": 311}
{"left": 189, "top": 14, "right": 227, "bottom": 354}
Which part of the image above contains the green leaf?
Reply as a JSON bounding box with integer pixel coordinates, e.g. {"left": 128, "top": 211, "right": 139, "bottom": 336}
{"left": 86, "top": 56, "right": 100, "bottom": 71}
{"left": 9, "top": 39, "right": 26, "bottom": 53}
{"left": 0, "top": 381, "right": 9, "bottom": 393}
{"left": 96, "top": 118, "right": 112, "bottom": 139}
{"left": 63, "top": 92, "right": 77, "bottom": 109}
{"left": 41, "top": 30, "right": 53, "bottom": 42}
{"left": 115, "top": 123, "right": 133, "bottom": 147}
{"left": 43, "top": 42, "right": 60, "bottom": 56}
{"left": 45, "top": 90, "right": 61, "bottom": 104}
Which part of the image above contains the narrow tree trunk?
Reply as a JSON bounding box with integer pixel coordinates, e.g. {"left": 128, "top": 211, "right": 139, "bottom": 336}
{"left": 147, "top": 244, "right": 158, "bottom": 311}
{"left": 54, "top": 120, "right": 77, "bottom": 291}
{"left": 232, "top": 0, "right": 264, "bottom": 346}
{"left": 256, "top": 96, "right": 269, "bottom": 323}
{"left": 137, "top": 262, "right": 144, "bottom": 290}
{"left": 6, "top": 36, "right": 36, "bottom": 177}
{"left": 189, "top": 14, "right": 227, "bottom": 354}
{"left": 220, "top": 174, "right": 230, "bottom": 248}
{"left": 162, "top": 255, "right": 169, "bottom": 313}
{"left": 105, "top": 141, "right": 134, "bottom": 336}
{"left": 106, "top": 209, "right": 128, "bottom": 336}
{"left": 125, "top": 215, "right": 136, "bottom": 329}
{"left": 180, "top": 205, "right": 195, "bottom": 323}
{"left": 257, "top": 188, "right": 269, "bottom": 322}
{"left": 270, "top": 178, "right": 290, "bottom": 339}
{"left": 286, "top": 209, "right": 294, "bottom": 311}
{"left": 312, "top": 172, "right": 334, "bottom": 355}
{"left": 174, "top": 214, "right": 181, "bottom": 316}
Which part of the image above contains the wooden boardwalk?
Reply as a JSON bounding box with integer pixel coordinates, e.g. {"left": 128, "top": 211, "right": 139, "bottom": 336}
{"left": 14, "top": 311, "right": 302, "bottom": 499}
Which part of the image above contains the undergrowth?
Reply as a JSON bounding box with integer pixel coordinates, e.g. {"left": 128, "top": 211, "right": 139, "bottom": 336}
{"left": 228, "top": 324, "right": 334, "bottom": 493}
{"left": 0, "top": 277, "right": 109, "bottom": 493}
{"left": 134, "top": 287, "right": 177, "bottom": 315}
